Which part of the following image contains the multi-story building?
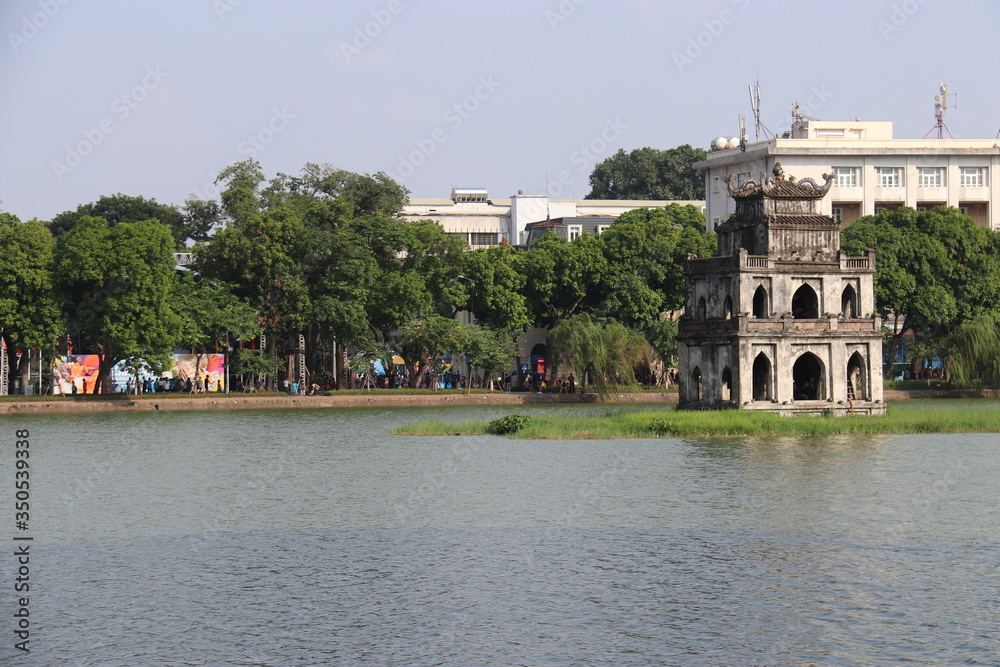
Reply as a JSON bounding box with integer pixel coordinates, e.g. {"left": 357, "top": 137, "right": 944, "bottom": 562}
{"left": 695, "top": 120, "right": 1000, "bottom": 231}
{"left": 401, "top": 187, "right": 704, "bottom": 246}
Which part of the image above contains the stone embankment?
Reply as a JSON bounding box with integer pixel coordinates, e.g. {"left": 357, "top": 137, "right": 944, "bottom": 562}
{"left": 1, "top": 391, "right": 679, "bottom": 414}
{"left": 2, "top": 389, "right": 993, "bottom": 415}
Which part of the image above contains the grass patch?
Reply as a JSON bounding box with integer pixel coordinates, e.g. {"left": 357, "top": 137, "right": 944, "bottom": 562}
{"left": 393, "top": 401, "right": 1000, "bottom": 438}
{"left": 884, "top": 379, "right": 954, "bottom": 391}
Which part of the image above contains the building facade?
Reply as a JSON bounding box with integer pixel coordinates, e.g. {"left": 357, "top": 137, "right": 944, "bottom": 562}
{"left": 678, "top": 164, "right": 885, "bottom": 415}
{"left": 401, "top": 187, "right": 704, "bottom": 246}
{"left": 696, "top": 120, "right": 1000, "bottom": 231}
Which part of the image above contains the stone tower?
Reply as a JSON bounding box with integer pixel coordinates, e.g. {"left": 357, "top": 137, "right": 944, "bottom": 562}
{"left": 677, "top": 163, "right": 885, "bottom": 415}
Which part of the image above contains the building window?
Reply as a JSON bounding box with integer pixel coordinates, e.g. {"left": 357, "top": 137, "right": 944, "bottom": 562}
{"left": 712, "top": 177, "right": 720, "bottom": 193}
{"left": 568, "top": 225, "right": 582, "bottom": 241}
{"left": 834, "top": 167, "right": 858, "bottom": 188}
{"left": 960, "top": 206, "right": 969, "bottom": 216}
{"left": 469, "top": 232, "right": 497, "bottom": 246}
{"left": 960, "top": 167, "right": 985, "bottom": 187}
{"left": 831, "top": 207, "right": 843, "bottom": 224}
{"left": 874, "top": 205, "right": 888, "bottom": 215}
{"left": 597, "top": 225, "right": 610, "bottom": 235}
{"left": 816, "top": 128, "right": 845, "bottom": 137}
{"left": 736, "top": 172, "right": 751, "bottom": 187}
{"left": 917, "top": 167, "right": 943, "bottom": 188}
{"left": 876, "top": 167, "right": 902, "bottom": 188}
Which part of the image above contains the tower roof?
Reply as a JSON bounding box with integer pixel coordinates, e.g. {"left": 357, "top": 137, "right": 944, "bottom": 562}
{"left": 723, "top": 162, "right": 835, "bottom": 200}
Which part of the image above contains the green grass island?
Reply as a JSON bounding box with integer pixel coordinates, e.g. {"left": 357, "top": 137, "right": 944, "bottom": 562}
{"left": 393, "top": 400, "right": 1000, "bottom": 439}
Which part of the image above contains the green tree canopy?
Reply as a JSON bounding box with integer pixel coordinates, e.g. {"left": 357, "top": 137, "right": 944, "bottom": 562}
{"left": 586, "top": 145, "right": 707, "bottom": 200}
{"left": 56, "top": 217, "right": 181, "bottom": 392}
{"left": 599, "top": 206, "right": 715, "bottom": 326}
{"left": 841, "top": 206, "right": 1000, "bottom": 374}
{"left": 457, "top": 244, "right": 531, "bottom": 334}
{"left": 0, "top": 219, "right": 62, "bottom": 392}
{"left": 49, "top": 194, "right": 190, "bottom": 248}
{"left": 519, "top": 232, "right": 608, "bottom": 330}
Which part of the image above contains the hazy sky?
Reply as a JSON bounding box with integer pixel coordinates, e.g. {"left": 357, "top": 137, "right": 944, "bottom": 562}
{"left": 3, "top": 0, "right": 998, "bottom": 221}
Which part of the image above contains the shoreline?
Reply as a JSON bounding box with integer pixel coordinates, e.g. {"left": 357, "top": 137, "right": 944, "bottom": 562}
{"left": 0, "top": 388, "right": 996, "bottom": 415}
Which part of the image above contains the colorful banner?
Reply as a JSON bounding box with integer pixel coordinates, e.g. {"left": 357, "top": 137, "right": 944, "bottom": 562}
{"left": 52, "top": 354, "right": 226, "bottom": 394}
{"left": 52, "top": 355, "right": 101, "bottom": 394}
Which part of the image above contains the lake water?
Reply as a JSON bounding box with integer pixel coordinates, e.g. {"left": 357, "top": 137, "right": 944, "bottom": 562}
{"left": 3, "top": 403, "right": 999, "bottom": 665}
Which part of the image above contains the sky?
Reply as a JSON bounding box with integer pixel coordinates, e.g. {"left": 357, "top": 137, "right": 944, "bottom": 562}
{"left": 2, "top": 0, "right": 999, "bottom": 221}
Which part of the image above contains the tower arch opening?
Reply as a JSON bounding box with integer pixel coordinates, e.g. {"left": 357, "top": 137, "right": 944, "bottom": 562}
{"left": 752, "top": 353, "right": 771, "bottom": 401}
{"left": 841, "top": 285, "right": 858, "bottom": 318}
{"left": 752, "top": 286, "right": 768, "bottom": 318}
{"left": 847, "top": 352, "right": 867, "bottom": 401}
{"left": 792, "top": 352, "right": 825, "bottom": 400}
{"left": 792, "top": 284, "right": 819, "bottom": 319}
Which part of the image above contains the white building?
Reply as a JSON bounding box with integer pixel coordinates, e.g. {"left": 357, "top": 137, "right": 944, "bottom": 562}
{"left": 401, "top": 187, "right": 705, "bottom": 246}
{"left": 695, "top": 120, "right": 1000, "bottom": 231}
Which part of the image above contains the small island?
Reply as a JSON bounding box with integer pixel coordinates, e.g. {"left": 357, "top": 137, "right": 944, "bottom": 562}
{"left": 393, "top": 401, "right": 1000, "bottom": 438}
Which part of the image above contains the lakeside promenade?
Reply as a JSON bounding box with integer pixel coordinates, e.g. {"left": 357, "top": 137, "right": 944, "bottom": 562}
{"left": 1, "top": 389, "right": 993, "bottom": 414}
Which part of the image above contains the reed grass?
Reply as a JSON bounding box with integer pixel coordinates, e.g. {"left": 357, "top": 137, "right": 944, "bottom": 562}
{"left": 392, "top": 401, "right": 1000, "bottom": 438}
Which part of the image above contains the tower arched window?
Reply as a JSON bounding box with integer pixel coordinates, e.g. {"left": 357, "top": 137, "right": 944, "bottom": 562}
{"left": 792, "top": 284, "right": 819, "bottom": 319}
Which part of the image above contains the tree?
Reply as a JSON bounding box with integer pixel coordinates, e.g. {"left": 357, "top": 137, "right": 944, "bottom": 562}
{"left": 548, "top": 313, "right": 652, "bottom": 397}
{"left": 0, "top": 219, "right": 62, "bottom": 393}
{"left": 462, "top": 325, "right": 517, "bottom": 391}
{"left": 215, "top": 159, "right": 266, "bottom": 227}
{"left": 56, "top": 217, "right": 181, "bottom": 393}
{"left": 456, "top": 245, "right": 531, "bottom": 333}
{"left": 586, "top": 145, "right": 707, "bottom": 200}
{"left": 841, "top": 206, "right": 1000, "bottom": 376}
{"left": 180, "top": 198, "right": 223, "bottom": 243}
{"left": 519, "top": 232, "right": 608, "bottom": 330}
{"left": 599, "top": 206, "right": 715, "bottom": 327}
{"left": 173, "top": 273, "right": 261, "bottom": 389}
{"left": 941, "top": 315, "right": 1000, "bottom": 388}
{"left": 396, "top": 314, "right": 465, "bottom": 389}
{"left": 49, "top": 194, "right": 189, "bottom": 248}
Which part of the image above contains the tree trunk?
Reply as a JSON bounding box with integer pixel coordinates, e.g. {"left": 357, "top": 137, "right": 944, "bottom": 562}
{"left": 336, "top": 344, "right": 347, "bottom": 390}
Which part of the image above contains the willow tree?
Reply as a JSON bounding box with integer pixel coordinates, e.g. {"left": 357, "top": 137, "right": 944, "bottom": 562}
{"left": 548, "top": 313, "right": 652, "bottom": 397}
{"left": 941, "top": 316, "right": 1000, "bottom": 388}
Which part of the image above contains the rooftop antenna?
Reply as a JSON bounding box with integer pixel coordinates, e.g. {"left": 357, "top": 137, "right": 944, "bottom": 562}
{"left": 923, "top": 83, "right": 955, "bottom": 139}
{"left": 791, "top": 101, "right": 819, "bottom": 124}
{"left": 738, "top": 113, "right": 747, "bottom": 151}
{"left": 748, "top": 79, "right": 775, "bottom": 140}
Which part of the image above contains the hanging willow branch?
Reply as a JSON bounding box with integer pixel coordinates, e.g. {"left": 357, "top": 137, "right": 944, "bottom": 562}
{"left": 942, "top": 316, "right": 1000, "bottom": 388}
{"left": 549, "top": 313, "right": 652, "bottom": 398}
